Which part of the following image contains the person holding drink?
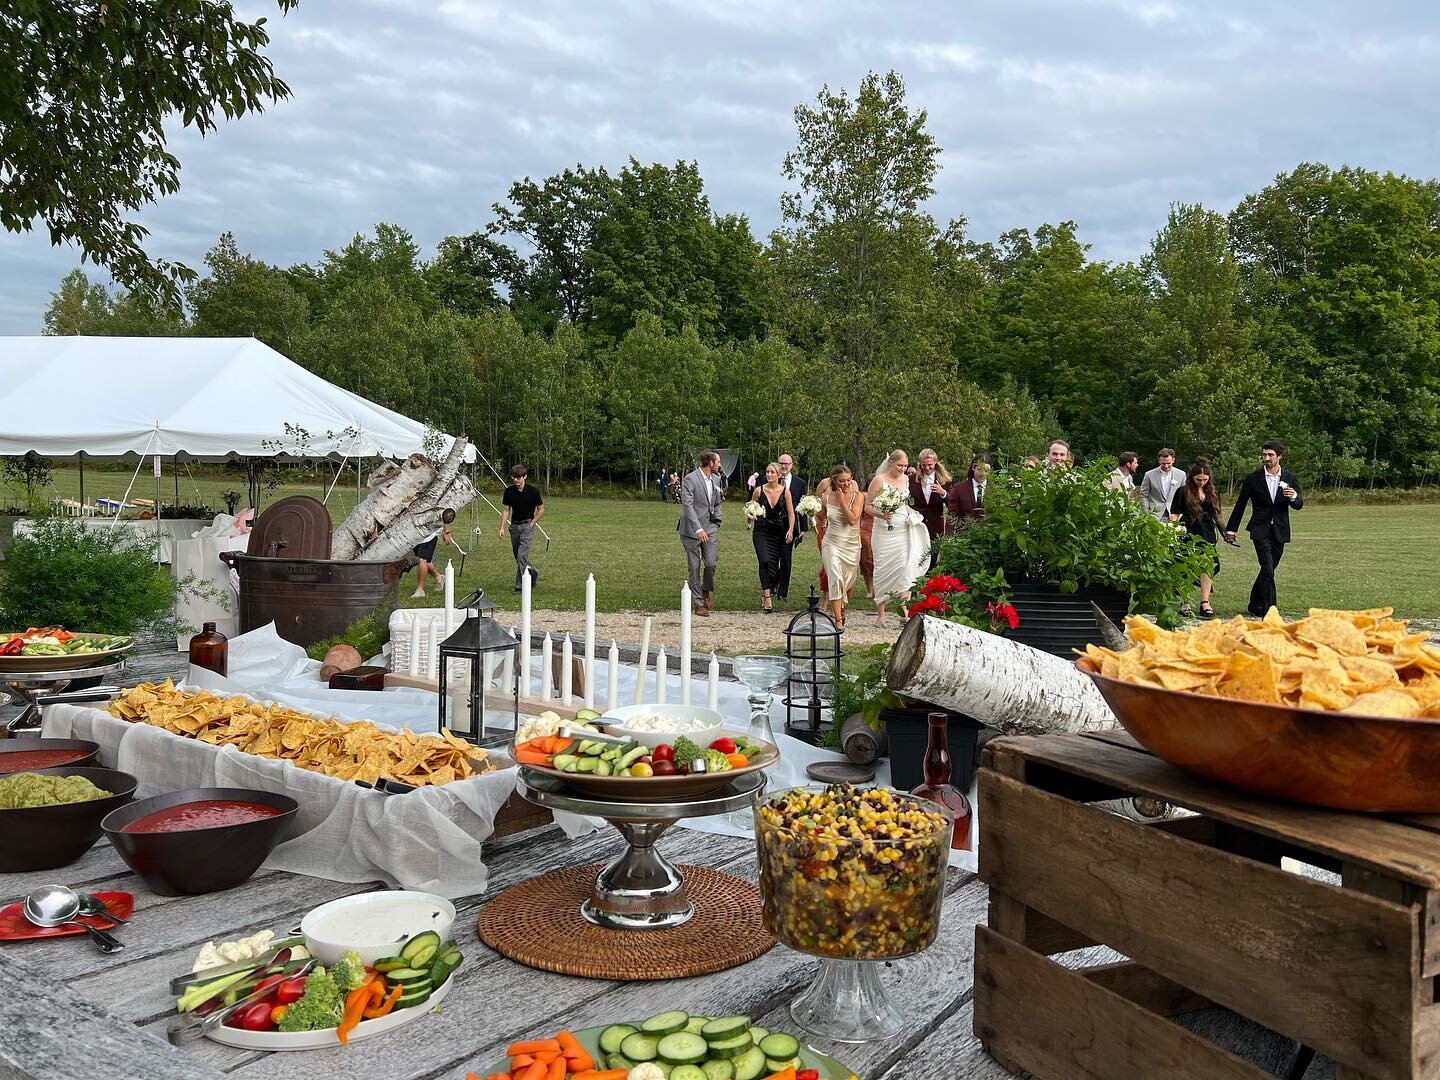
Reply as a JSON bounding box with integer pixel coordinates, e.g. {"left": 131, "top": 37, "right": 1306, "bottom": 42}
{"left": 1167, "top": 456, "right": 1224, "bottom": 618}
{"left": 817, "top": 463, "right": 864, "bottom": 628}
{"left": 1225, "top": 440, "right": 1304, "bottom": 618}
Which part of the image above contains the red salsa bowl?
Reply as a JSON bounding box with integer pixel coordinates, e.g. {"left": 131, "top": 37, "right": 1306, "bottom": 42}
{"left": 0, "top": 738, "right": 100, "bottom": 774}
{"left": 102, "top": 787, "right": 300, "bottom": 895}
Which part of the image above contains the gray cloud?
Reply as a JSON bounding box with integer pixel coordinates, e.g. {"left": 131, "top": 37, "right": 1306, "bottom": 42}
{"left": 2, "top": 0, "right": 1437, "bottom": 332}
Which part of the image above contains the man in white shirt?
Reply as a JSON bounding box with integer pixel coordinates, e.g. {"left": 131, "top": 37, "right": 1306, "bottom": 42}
{"left": 1139, "top": 449, "right": 1185, "bottom": 519}
{"left": 775, "top": 454, "right": 807, "bottom": 600}
{"left": 1105, "top": 451, "right": 1139, "bottom": 499}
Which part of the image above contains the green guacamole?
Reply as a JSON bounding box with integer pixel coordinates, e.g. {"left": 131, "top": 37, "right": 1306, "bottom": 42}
{"left": 0, "top": 772, "right": 111, "bottom": 809}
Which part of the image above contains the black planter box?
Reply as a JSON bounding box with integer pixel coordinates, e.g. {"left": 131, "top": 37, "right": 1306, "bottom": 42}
{"left": 882, "top": 706, "right": 985, "bottom": 792}
{"left": 1005, "top": 582, "right": 1130, "bottom": 657}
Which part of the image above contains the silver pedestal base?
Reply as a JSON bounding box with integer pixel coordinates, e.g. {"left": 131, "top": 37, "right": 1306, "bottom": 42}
{"left": 583, "top": 819, "right": 693, "bottom": 929}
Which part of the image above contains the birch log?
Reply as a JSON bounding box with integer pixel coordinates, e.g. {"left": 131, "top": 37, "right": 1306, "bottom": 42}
{"left": 885, "top": 614, "right": 1115, "bottom": 736}
{"left": 331, "top": 437, "right": 477, "bottom": 562}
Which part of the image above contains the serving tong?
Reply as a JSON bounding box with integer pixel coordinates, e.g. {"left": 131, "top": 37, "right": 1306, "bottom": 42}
{"left": 166, "top": 957, "right": 317, "bottom": 1045}
{"left": 167, "top": 937, "right": 306, "bottom": 994}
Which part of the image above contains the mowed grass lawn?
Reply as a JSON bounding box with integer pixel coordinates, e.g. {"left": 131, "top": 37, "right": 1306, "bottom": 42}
{"left": 22, "top": 468, "right": 1440, "bottom": 622}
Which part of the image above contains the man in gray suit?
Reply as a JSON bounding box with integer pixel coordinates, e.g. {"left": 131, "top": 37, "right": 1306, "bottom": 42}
{"left": 1139, "top": 448, "right": 1185, "bottom": 520}
{"left": 678, "top": 450, "right": 723, "bottom": 616}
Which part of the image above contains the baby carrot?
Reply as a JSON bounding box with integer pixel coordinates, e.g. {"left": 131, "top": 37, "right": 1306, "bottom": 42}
{"left": 508, "top": 1041, "right": 563, "bottom": 1057}
{"left": 515, "top": 1063, "right": 545, "bottom": 1080}
{"left": 547, "top": 1056, "right": 565, "bottom": 1080}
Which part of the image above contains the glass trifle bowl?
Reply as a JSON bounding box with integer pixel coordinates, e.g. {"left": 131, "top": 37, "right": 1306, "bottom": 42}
{"left": 755, "top": 785, "right": 952, "bottom": 1041}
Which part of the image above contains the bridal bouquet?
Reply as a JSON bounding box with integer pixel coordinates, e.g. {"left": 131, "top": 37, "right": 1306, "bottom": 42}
{"left": 743, "top": 500, "right": 766, "bottom": 529}
{"left": 795, "top": 494, "right": 822, "bottom": 519}
{"left": 872, "top": 484, "right": 911, "bottom": 530}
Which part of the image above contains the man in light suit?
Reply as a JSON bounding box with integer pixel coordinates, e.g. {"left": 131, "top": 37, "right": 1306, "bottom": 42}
{"left": 775, "top": 453, "right": 806, "bottom": 601}
{"left": 1139, "top": 448, "right": 1185, "bottom": 520}
{"left": 1105, "top": 451, "right": 1139, "bottom": 499}
{"left": 678, "top": 450, "right": 723, "bottom": 617}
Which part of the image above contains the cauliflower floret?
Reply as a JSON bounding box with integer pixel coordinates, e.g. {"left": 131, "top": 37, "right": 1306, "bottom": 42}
{"left": 628, "top": 1065, "right": 667, "bottom": 1080}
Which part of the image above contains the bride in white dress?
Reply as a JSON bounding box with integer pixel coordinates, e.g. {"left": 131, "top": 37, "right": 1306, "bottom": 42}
{"left": 867, "top": 449, "right": 932, "bottom": 626}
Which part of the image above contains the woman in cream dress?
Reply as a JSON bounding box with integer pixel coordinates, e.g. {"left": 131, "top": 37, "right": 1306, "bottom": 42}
{"left": 816, "top": 463, "right": 863, "bottom": 628}
{"left": 868, "top": 449, "right": 932, "bottom": 626}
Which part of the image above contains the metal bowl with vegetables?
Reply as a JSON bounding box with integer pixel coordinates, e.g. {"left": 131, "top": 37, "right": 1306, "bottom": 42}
{"left": 0, "top": 628, "right": 134, "bottom": 673}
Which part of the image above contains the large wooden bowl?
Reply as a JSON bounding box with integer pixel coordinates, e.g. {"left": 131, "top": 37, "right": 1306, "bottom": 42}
{"left": 1077, "top": 656, "right": 1440, "bottom": 812}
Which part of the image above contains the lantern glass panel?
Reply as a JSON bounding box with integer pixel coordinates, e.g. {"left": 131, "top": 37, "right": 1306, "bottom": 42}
{"left": 782, "top": 588, "right": 843, "bottom": 741}
{"left": 437, "top": 592, "right": 519, "bottom": 743}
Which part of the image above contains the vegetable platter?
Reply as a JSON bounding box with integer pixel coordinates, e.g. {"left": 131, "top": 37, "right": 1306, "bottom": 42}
{"left": 469, "top": 1011, "right": 858, "bottom": 1080}
{"left": 0, "top": 627, "right": 133, "bottom": 673}
{"left": 513, "top": 729, "right": 778, "bottom": 801}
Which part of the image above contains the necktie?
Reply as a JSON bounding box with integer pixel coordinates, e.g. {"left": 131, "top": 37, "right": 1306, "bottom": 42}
{"left": 976, "top": 483, "right": 984, "bottom": 508}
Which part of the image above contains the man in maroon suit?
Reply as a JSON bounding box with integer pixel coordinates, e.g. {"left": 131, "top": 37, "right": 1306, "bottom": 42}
{"left": 947, "top": 455, "right": 992, "bottom": 525}
{"left": 908, "top": 449, "right": 950, "bottom": 569}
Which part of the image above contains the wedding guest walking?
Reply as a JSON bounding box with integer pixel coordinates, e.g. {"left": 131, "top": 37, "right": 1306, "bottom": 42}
{"left": 909, "top": 448, "right": 949, "bottom": 568}
{"left": 678, "top": 450, "right": 723, "bottom": 617}
{"left": 657, "top": 468, "right": 670, "bottom": 502}
{"left": 1225, "top": 440, "right": 1303, "bottom": 618}
{"left": 947, "top": 455, "right": 991, "bottom": 525}
{"left": 412, "top": 508, "right": 456, "bottom": 598}
{"left": 499, "top": 465, "right": 545, "bottom": 592}
{"left": 1105, "top": 451, "right": 1140, "bottom": 498}
{"left": 749, "top": 462, "right": 795, "bottom": 613}
{"left": 775, "top": 453, "right": 807, "bottom": 601}
{"left": 1047, "top": 440, "right": 1071, "bottom": 467}
{"left": 1140, "top": 448, "right": 1185, "bottom": 520}
{"left": 867, "top": 450, "right": 930, "bottom": 627}
{"left": 1168, "top": 455, "right": 1223, "bottom": 618}
{"left": 817, "top": 463, "right": 863, "bottom": 628}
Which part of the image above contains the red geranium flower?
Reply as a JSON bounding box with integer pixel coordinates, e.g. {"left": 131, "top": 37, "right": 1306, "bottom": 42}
{"left": 909, "top": 595, "right": 946, "bottom": 615}
{"left": 921, "top": 574, "right": 964, "bottom": 596}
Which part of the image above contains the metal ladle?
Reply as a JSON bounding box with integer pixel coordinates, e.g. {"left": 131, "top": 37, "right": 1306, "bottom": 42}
{"left": 22, "top": 885, "right": 123, "bottom": 953}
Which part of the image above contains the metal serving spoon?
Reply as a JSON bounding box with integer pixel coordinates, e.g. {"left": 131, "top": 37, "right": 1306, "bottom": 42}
{"left": 77, "top": 893, "right": 129, "bottom": 925}
{"left": 22, "top": 885, "right": 123, "bottom": 953}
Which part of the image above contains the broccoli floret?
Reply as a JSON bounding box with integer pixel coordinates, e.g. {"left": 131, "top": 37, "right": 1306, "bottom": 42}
{"left": 277, "top": 969, "right": 344, "bottom": 1032}
{"left": 330, "top": 949, "right": 369, "bottom": 992}
{"left": 672, "top": 736, "right": 702, "bottom": 770}
{"left": 701, "top": 748, "right": 733, "bottom": 773}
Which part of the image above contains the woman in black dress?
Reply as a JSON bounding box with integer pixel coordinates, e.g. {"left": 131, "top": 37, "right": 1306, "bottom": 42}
{"left": 1168, "top": 455, "right": 1224, "bottom": 618}
{"left": 750, "top": 462, "right": 795, "bottom": 613}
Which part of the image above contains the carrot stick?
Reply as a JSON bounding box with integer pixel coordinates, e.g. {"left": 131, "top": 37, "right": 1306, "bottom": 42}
{"left": 558, "top": 1031, "right": 595, "bottom": 1072}
{"left": 510, "top": 1055, "right": 536, "bottom": 1069}
{"left": 508, "top": 1041, "right": 562, "bottom": 1056}
{"left": 547, "top": 1056, "right": 565, "bottom": 1080}
{"left": 572, "top": 1070, "right": 628, "bottom": 1080}
{"left": 515, "top": 1063, "right": 546, "bottom": 1080}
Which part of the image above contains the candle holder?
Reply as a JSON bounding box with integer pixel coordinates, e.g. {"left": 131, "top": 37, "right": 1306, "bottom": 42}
{"left": 437, "top": 589, "right": 520, "bottom": 741}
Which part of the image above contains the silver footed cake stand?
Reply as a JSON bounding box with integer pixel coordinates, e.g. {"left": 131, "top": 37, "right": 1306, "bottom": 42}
{"left": 516, "top": 768, "right": 765, "bottom": 930}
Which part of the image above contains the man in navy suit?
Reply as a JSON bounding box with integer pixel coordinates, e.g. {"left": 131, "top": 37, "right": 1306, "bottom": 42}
{"left": 1225, "top": 440, "right": 1304, "bottom": 618}
{"left": 775, "top": 453, "right": 806, "bottom": 601}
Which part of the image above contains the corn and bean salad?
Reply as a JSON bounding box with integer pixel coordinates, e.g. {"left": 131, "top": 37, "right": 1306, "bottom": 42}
{"left": 755, "top": 785, "right": 950, "bottom": 960}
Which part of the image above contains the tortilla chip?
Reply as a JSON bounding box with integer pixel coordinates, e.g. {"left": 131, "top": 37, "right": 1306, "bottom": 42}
{"left": 1342, "top": 689, "right": 1421, "bottom": 718}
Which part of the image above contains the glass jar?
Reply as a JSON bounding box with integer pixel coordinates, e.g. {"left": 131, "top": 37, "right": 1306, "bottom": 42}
{"left": 188, "top": 621, "right": 228, "bottom": 677}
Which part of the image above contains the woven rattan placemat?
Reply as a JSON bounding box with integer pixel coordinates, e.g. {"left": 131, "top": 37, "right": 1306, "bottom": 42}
{"left": 477, "top": 863, "right": 774, "bottom": 980}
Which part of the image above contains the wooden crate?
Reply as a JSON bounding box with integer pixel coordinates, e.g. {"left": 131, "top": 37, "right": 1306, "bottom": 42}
{"left": 973, "top": 731, "right": 1440, "bottom": 1080}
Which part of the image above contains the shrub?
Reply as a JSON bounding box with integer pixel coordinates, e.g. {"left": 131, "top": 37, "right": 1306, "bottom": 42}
{"left": 0, "top": 517, "right": 186, "bottom": 636}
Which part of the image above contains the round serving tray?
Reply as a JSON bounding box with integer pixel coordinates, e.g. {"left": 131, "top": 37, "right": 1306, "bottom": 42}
{"left": 205, "top": 976, "right": 451, "bottom": 1051}
{"left": 522, "top": 730, "right": 778, "bottom": 801}
{"left": 0, "top": 635, "right": 133, "bottom": 674}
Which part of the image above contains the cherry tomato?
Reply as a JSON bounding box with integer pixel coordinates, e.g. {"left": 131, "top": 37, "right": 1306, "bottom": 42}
{"left": 630, "top": 761, "right": 654, "bottom": 778}
{"left": 275, "top": 975, "right": 308, "bottom": 1005}
{"left": 652, "top": 760, "right": 677, "bottom": 776}
{"left": 652, "top": 744, "right": 674, "bottom": 762}
{"left": 238, "top": 1001, "right": 276, "bottom": 1031}
{"left": 709, "top": 737, "right": 737, "bottom": 754}
{"left": 271, "top": 1004, "right": 290, "bottom": 1025}
{"left": 796, "top": 1070, "right": 820, "bottom": 1080}
{"left": 252, "top": 974, "right": 285, "bottom": 998}
{"left": 636, "top": 755, "right": 653, "bottom": 766}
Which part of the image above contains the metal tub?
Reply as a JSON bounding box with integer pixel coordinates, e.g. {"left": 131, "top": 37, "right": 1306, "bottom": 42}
{"left": 220, "top": 552, "right": 407, "bottom": 649}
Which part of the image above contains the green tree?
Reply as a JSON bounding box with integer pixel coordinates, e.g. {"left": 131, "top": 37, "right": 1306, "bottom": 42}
{"left": 605, "top": 314, "right": 713, "bottom": 488}
{"left": 187, "top": 232, "right": 310, "bottom": 352}
{"left": 43, "top": 269, "right": 113, "bottom": 335}
{"left": 426, "top": 232, "right": 521, "bottom": 318}
{"left": 2, "top": 1, "right": 297, "bottom": 306}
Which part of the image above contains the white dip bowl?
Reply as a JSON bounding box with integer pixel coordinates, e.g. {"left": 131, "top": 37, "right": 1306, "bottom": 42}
{"left": 301, "top": 890, "right": 456, "bottom": 966}
{"left": 600, "top": 704, "right": 725, "bottom": 750}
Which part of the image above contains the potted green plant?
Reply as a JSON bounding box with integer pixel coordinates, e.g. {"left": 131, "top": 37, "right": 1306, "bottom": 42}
{"left": 933, "top": 460, "right": 1215, "bottom": 652}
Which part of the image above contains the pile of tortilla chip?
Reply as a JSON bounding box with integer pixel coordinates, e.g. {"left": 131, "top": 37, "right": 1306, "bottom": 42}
{"left": 109, "top": 679, "right": 489, "bottom": 786}
{"left": 1083, "top": 607, "right": 1440, "bottom": 718}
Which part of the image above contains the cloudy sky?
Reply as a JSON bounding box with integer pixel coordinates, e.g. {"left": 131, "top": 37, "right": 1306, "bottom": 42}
{"left": 2, "top": 0, "right": 1437, "bottom": 333}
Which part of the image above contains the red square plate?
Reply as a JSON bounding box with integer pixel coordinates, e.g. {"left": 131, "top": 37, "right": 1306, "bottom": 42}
{"left": 0, "top": 891, "right": 133, "bottom": 940}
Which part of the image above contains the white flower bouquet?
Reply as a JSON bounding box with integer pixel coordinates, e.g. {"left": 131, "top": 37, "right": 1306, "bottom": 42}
{"left": 743, "top": 500, "right": 766, "bottom": 529}
{"left": 872, "top": 484, "right": 911, "bottom": 530}
{"left": 796, "top": 494, "right": 822, "bottom": 519}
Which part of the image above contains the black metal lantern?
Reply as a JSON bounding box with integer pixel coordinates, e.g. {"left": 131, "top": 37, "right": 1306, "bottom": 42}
{"left": 437, "top": 588, "right": 519, "bottom": 743}
{"left": 782, "top": 586, "right": 843, "bottom": 743}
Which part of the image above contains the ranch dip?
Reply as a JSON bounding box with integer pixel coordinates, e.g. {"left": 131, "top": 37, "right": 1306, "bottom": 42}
{"left": 308, "top": 898, "right": 447, "bottom": 946}
{"left": 612, "top": 714, "right": 716, "bottom": 734}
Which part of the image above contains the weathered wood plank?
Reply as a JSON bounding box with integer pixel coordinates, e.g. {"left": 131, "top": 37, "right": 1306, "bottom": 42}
{"left": 974, "top": 926, "right": 1271, "bottom": 1080}
{"left": 981, "top": 770, "right": 1419, "bottom": 1080}
{"left": 997, "top": 734, "right": 1440, "bottom": 889}
{"left": 875, "top": 999, "right": 1017, "bottom": 1080}
{"left": 0, "top": 947, "right": 227, "bottom": 1080}
{"left": 1081, "top": 960, "right": 1212, "bottom": 1016}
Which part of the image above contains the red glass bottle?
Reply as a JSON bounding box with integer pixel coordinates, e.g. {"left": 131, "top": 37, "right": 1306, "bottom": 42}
{"left": 188, "top": 621, "right": 228, "bottom": 677}
{"left": 910, "top": 711, "right": 972, "bottom": 850}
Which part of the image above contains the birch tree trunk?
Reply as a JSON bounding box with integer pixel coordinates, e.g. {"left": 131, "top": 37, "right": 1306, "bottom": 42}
{"left": 885, "top": 614, "right": 1116, "bottom": 736}
{"left": 331, "top": 438, "right": 477, "bottom": 562}
{"left": 330, "top": 453, "right": 436, "bottom": 560}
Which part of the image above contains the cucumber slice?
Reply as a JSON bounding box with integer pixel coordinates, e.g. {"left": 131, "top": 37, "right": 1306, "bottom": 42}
{"left": 607, "top": 1054, "right": 636, "bottom": 1073}
{"left": 641, "top": 1010, "right": 691, "bottom": 1036}
{"left": 764, "top": 1059, "right": 800, "bottom": 1073}
{"left": 758, "top": 1034, "right": 800, "bottom": 1061}
{"left": 620, "top": 1033, "right": 660, "bottom": 1062}
{"left": 683, "top": 1016, "right": 710, "bottom": 1035}
{"left": 705, "top": 1033, "right": 753, "bottom": 1059}
{"left": 745, "top": 1028, "right": 769, "bottom": 1045}
{"left": 670, "top": 1067, "right": 707, "bottom": 1080}
{"left": 702, "top": 1060, "right": 735, "bottom": 1080}
{"left": 399, "top": 930, "right": 442, "bottom": 967}
{"left": 371, "top": 955, "right": 407, "bottom": 973}
{"left": 396, "top": 984, "right": 432, "bottom": 1009}
{"left": 600, "top": 1025, "right": 639, "bottom": 1055}
{"left": 385, "top": 966, "right": 432, "bottom": 985}
{"left": 701, "top": 1016, "right": 750, "bottom": 1040}
{"left": 733, "top": 1047, "right": 767, "bottom": 1080}
{"left": 657, "top": 1032, "right": 709, "bottom": 1066}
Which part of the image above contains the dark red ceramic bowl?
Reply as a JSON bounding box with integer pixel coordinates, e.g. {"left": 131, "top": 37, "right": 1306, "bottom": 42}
{"left": 0, "top": 738, "right": 100, "bottom": 774}
{"left": 102, "top": 787, "right": 300, "bottom": 896}
{"left": 0, "top": 766, "right": 137, "bottom": 872}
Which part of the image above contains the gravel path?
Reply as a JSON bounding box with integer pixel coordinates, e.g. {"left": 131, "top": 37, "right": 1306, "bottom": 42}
{"left": 512, "top": 607, "right": 900, "bottom": 656}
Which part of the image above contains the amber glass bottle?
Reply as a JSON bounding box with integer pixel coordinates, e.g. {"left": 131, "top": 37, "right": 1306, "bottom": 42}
{"left": 910, "top": 711, "right": 972, "bottom": 850}
{"left": 188, "top": 622, "right": 228, "bottom": 677}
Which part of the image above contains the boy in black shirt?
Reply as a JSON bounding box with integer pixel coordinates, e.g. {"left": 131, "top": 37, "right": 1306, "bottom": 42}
{"left": 499, "top": 464, "right": 545, "bottom": 591}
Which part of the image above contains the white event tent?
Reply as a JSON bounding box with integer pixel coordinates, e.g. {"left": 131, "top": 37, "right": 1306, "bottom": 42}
{"left": 0, "top": 336, "right": 471, "bottom": 463}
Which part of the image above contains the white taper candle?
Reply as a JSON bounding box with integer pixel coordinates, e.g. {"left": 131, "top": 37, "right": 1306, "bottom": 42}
{"left": 561, "top": 634, "right": 573, "bottom": 704}
{"left": 408, "top": 617, "right": 421, "bottom": 677}
{"left": 443, "top": 559, "right": 456, "bottom": 638}
{"left": 519, "top": 569, "right": 532, "bottom": 698}
{"left": 583, "top": 574, "right": 596, "bottom": 708}
{"left": 708, "top": 651, "right": 720, "bottom": 711}
{"left": 679, "top": 582, "right": 692, "bottom": 705}
{"left": 607, "top": 640, "right": 620, "bottom": 710}
{"left": 632, "top": 616, "right": 652, "bottom": 705}
{"left": 540, "top": 632, "right": 553, "bottom": 701}
{"left": 655, "top": 646, "right": 668, "bottom": 705}
{"left": 426, "top": 618, "right": 438, "bottom": 679}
